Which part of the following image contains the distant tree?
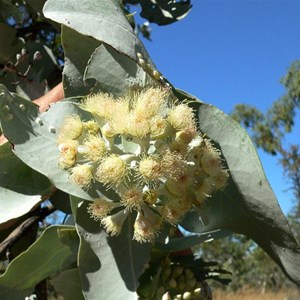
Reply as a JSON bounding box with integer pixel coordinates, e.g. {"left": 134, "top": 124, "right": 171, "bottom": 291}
{"left": 231, "top": 61, "right": 300, "bottom": 229}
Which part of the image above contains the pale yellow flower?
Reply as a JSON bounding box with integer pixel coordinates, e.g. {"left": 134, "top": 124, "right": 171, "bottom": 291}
{"left": 133, "top": 87, "right": 168, "bottom": 119}
{"left": 57, "top": 115, "right": 83, "bottom": 144}
{"left": 69, "top": 164, "right": 93, "bottom": 188}
{"left": 138, "top": 155, "right": 162, "bottom": 185}
{"left": 133, "top": 206, "right": 162, "bottom": 243}
{"left": 58, "top": 140, "right": 78, "bottom": 169}
{"left": 201, "top": 148, "right": 222, "bottom": 176}
{"left": 95, "top": 155, "right": 127, "bottom": 187}
{"left": 88, "top": 198, "right": 119, "bottom": 221}
{"left": 101, "top": 210, "right": 129, "bottom": 236}
{"left": 83, "top": 120, "right": 100, "bottom": 135}
{"left": 208, "top": 169, "right": 229, "bottom": 189}
{"left": 120, "top": 186, "right": 144, "bottom": 210}
{"left": 168, "top": 103, "right": 196, "bottom": 131}
{"left": 83, "top": 135, "right": 107, "bottom": 162}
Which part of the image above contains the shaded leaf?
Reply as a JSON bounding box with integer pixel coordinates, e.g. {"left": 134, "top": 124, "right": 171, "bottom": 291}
{"left": 0, "top": 1, "right": 22, "bottom": 23}
{"left": 0, "top": 22, "right": 23, "bottom": 64}
{"left": 71, "top": 197, "right": 151, "bottom": 299}
{"left": 84, "top": 43, "right": 153, "bottom": 96}
{"left": 126, "top": 0, "right": 192, "bottom": 25}
{"left": 50, "top": 268, "right": 85, "bottom": 300}
{"left": 0, "top": 141, "right": 51, "bottom": 224}
{"left": 182, "top": 101, "right": 300, "bottom": 285}
{"left": 61, "top": 26, "right": 101, "bottom": 98}
{"left": 49, "top": 189, "right": 72, "bottom": 214}
{"left": 156, "top": 229, "right": 231, "bottom": 252}
{"left": 0, "top": 225, "right": 79, "bottom": 299}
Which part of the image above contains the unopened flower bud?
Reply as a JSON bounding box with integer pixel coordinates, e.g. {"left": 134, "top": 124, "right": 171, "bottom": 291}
{"left": 186, "top": 278, "right": 197, "bottom": 290}
{"left": 172, "top": 266, "right": 184, "bottom": 279}
{"left": 58, "top": 141, "right": 78, "bottom": 169}
{"left": 182, "top": 292, "right": 192, "bottom": 300}
{"left": 162, "top": 292, "right": 171, "bottom": 300}
{"left": 192, "top": 288, "right": 201, "bottom": 298}
{"left": 138, "top": 58, "right": 146, "bottom": 66}
{"left": 162, "top": 267, "right": 172, "bottom": 281}
{"left": 168, "top": 278, "right": 177, "bottom": 289}
{"left": 101, "top": 123, "right": 116, "bottom": 138}
{"left": 184, "top": 268, "right": 194, "bottom": 280}
{"left": 152, "top": 70, "right": 161, "bottom": 80}
{"left": 175, "top": 128, "right": 196, "bottom": 144}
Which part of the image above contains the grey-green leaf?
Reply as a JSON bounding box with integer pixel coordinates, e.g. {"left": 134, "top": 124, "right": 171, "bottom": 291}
{"left": 43, "top": 0, "right": 153, "bottom": 66}
{"left": 61, "top": 26, "right": 101, "bottom": 98}
{"left": 0, "top": 142, "right": 51, "bottom": 224}
{"left": 0, "top": 85, "right": 95, "bottom": 200}
{"left": 0, "top": 225, "right": 79, "bottom": 299}
{"left": 182, "top": 101, "right": 300, "bottom": 285}
{"left": 71, "top": 197, "right": 151, "bottom": 299}
{"left": 84, "top": 43, "right": 152, "bottom": 96}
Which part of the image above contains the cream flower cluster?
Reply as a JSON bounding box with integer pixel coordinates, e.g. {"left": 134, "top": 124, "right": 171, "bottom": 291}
{"left": 57, "top": 87, "right": 228, "bottom": 243}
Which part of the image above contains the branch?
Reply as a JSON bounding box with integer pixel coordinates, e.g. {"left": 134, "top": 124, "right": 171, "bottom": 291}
{"left": 0, "top": 205, "right": 56, "bottom": 258}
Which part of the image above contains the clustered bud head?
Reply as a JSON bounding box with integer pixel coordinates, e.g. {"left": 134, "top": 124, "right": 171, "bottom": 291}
{"left": 152, "top": 258, "right": 212, "bottom": 299}
{"left": 57, "top": 87, "right": 228, "bottom": 243}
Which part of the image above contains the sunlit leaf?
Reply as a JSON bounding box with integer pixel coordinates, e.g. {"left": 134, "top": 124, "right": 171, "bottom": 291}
{"left": 43, "top": 0, "right": 153, "bottom": 66}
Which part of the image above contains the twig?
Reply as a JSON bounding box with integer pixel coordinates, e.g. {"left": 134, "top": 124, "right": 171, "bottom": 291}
{"left": 0, "top": 205, "right": 56, "bottom": 257}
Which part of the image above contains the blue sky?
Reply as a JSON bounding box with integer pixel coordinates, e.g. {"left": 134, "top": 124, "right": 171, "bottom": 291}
{"left": 139, "top": 0, "right": 300, "bottom": 214}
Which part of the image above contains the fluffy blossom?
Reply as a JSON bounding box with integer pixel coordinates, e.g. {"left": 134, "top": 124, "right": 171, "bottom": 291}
{"left": 57, "top": 87, "right": 228, "bottom": 243}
